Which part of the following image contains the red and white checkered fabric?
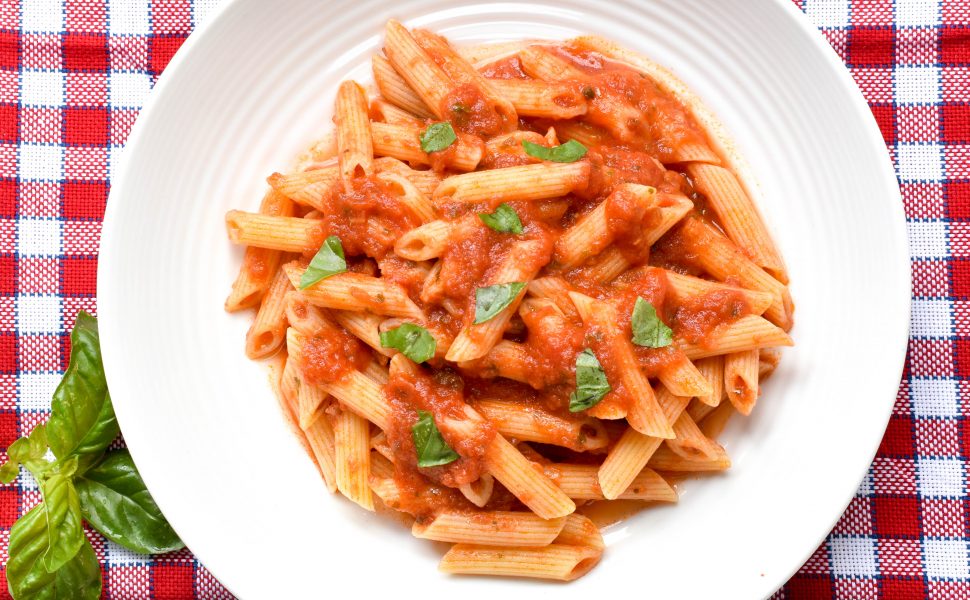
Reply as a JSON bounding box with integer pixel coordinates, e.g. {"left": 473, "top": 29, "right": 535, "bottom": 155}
{"left": 0, "top": 0, "right": 966, "bottom": 598}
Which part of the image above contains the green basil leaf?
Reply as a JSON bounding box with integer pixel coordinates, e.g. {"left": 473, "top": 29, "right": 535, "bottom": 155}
{"left": 379, "top": 324, "right": 436, "bottom": 364}
{"left": 7, "top": 504, "right": 101, "bottom": 600}
{"left": 299, "top": 235, "right": 346, "bottom": 289}
{"left": 419, "top": 122, "right": 457, "bottom": 153}
{"left": 75, "top": 450, "right": 183, "bottom": 554}
{"left": 631, "top": 297, "right": 673, "bottom": 348}
{"left": 46, "top": 312, "right": 119, "bottom": 471}
{"left": 1, "top": 426, "right": 50, "bottom": 484}
{"left": 473, "top": 282, "right": 526, "bottom": 324}
{"left": 478, "top": 203, "right": 523, "bottom": 234}
{"left": 568, "top": 348, "right": 612, "bottom": 412}
{"left": 39, "top": 466, "right": 84, "bottom": 573}
{"left": 411, "top": 410, "right": 459, "bottom": 468}
{"left": 522, "top": 139, "right": 588, "bottom": 163}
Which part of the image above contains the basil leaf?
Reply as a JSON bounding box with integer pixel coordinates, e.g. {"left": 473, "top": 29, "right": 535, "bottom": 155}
{"left": 473, "top": 282, "right": 526, "bottom": 324}
{"left": 75, "top": 450, "right": 183, "bottom": 554}
{"left": 299, "top": 235, "right": 346, "bottom": 289}
{"left": 631, "top": 297, "right": 673, "bottom": 348}
{"left": 411, "top": 410, "right": 459, "bottom": 467}
{"left": 7, "top": 504, "right": 101, "bottom": 600}
{"left": 379, "top": 324, "right": 436, "bottom": 364}
{"left": 39, "top": 464, "right": 85, "bottom": 573}
{"left": 1, "top": 425, "right": 50, "bottom": 484}
{"left": 419, "top": 122, "right": 457, "bottom": 153}
{"left": 568, "top": 349, "right": 612, "bottom": 412}
{"left": 522, "top": 139, "right": 588, "bottom": 163}
{"left": 478, "top": 203, "right": 523, "bottom": 234}
{"left": 46, "top": 312, "right": 118, "bottom": 474}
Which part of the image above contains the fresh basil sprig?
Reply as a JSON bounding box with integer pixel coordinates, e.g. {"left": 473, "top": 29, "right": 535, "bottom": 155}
{"left": 299, "top": 235, "right": 346, "bottom": 289}
{"left": 522, "top": 139, "right": 588, "bottom": 163}
{"left": 0, "top": 312, "right": 184, "bottom": 600}
{"left": 474, "top": 282, "right": 526, "bottom": 324}
{"left": 412, "top": 410, "right": 459, "bottom": 467}
{"left": 380, "top": 323, "right": 436, "bottom": 364}
{"left": 419, "top": 122, "right": 457, "bottom": 153}
{"left": 631, "top": 297, "right": 673, "bottom": 348}
{"left": 478, "top": 203, "right": 523, "bottom": 234}
{"left": 568, "top": 349, "right": 612, "bottom": 412}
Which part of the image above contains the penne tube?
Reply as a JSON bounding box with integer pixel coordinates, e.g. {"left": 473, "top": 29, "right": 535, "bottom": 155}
{"left": 648, "top": 444, "right": 731, "bottom": 472}
{"left": 518, "top": 46, "right": 587, "bottom": 81}
{"left": 297, "top": 376, "right": 328, "bottom": 431}
{"left": 375, "top": 171, "right": 436, "bottom": 223}
{"left": 656, "top": 354, "right": 713, "bottom": 399}
{"left": 434, "top": 161, "right": 589, "bottom": 204}
{"left": 686, "top": 398, "right": 717, "bottom": 423}
{"left": 665, "top": 411, "right": 724, "bottom": 461}
{"left": 675, "top": 217, "right": 793, "bottom": 330}
{"left": 553, "top": 464, "right": 676, "bottom": 502}
{"left": 372, "top": 54, "right": 434, "bottom": 119}
{"left": 331, "top": 310, "right": 395, "bottom": 357}
{"left": 459, "top": 474, "right": 494, "bottom": 508}
{"left": 245, "top": 266, "right": 292, "bottom": 359}
{"left": 694, "top": 356, "right": 725, "bottom": 407}
{"left": 699, "top": 401, "right": 735, "bottom": 439}
{"left": 302, "top": 409, "right": 338, "bottom": 493}
{"left": 686, "top": 162, "right": 786, "bottom": 282}
{"left": 334, "top": 408, "right": 375, "bottom": 511}
{"left": 439, "top": 543, "right": 601, "bottom": 582}
{"left": 225, "top": 189, "right": 295, "bottom": 311}
{"left": 393, "top": 219, "right": 455, "bottom": 261}
{"left": 526, "top": 276, "right": 578, "bottom": 318}
{"left": 412, "top": 29, "right": 517, "bottom": 132}
{"left": 554, "top": 120, "right": 610, "bottom": 148}
{"left": 569, "top": 292, "right": 672, "bottom": 438}
{"left": 581, "top": 246, "right": 631, "bottom": 284}
{"left": 471, "top": 398, "right": 609, "bottom": 452}
{"left": 663, "top": 270, "right": 775, "bottom": 317}
{"left": 724, "top": 349, "right": 760, "bottom": 415}
{"left": 363, "top": 360, "right": 390, "bottom": 385}
{"left": 371, "top": 98, "right": 424, "bottom": 126}
{"left": 678, "top": 315, "right": 792, "bottom": 360}
{"left": 287, "top": 329, "right": 391, "bottom": 429}
{"left": 371, "top": 121, "right": 482, "bottom": 172}
{"left": 488, "top": 78, "right": 587, "bottom": 119}
{"left": 373, "top": 156, "right": 442, "bottom": 197}
{"left": 283, "top": 262, "right": 424, "bottom": 320}
{"left": 226, "top": 211, "right": 325, "bottom": 253}
{"left": 597, "top": 386, "right": 690, "bottom": 499}
{"left": 335, "top": 80, "right": 374, "bottom": 183}
{"left": 446, "top": 239, "right": 547, "bottom": 362}
{"left": 554, "top": 184, "right": 653, "bottom": 269}
{"left": 413, "top": 511, "right": 567, "bottom": 547}
{"left": 382, "top": 20, "right": 452, "bottom": 119}
{"left": 266, "top": 165, "right": 338, "bottom": 212}
{"left": 283, "top": 291, "right": 332, "bottom": 337}
{"left": 484, "top": 435, "right": 575, "bottom": 519}
{"left": 555, "top": 514, "right": 605, "bottom": 552}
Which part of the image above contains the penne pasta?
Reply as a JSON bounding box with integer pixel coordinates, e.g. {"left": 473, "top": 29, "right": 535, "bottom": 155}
{"left": 678, "top": 315, "right": 793, "bottom": 360}
{"left": 371, "top": 121, "right": 483, "bottom": 172}
{"left": 413, "top": 511, "right": 566, "bottom": 547}
{"left": 282, "top": 262, "right": 424, "bottom": 320}
{"left": 334, "top": 408, "right": 375, "bottom": 511}
{"left": 724, "top": 349, "right": 760, "bottom": 415}
{"left": 225, "top": 189, "right": 295, "bottom": 311}
{"left": 553, "top": 464, "right": 676, "bottom": 502}
{"left": 245, "top": 266, "right": 292, "bottom": 359}
{"left": 372, "top": 54, "right": 434, "bottom": 119}
{"left": 433, "top": 162, "right": 589, "bottom": 204}
{"left": 225, "top": 211, "right": 325, "bottom": 253}
{"left": 334, "top": 80, "right": 374, "bottom": 184}
{"left": 471, "top": 398, "right": 609, "bottom": 452}
{"left": 439, "top": 544, "right": 601, "bottom": 581}
{"left": 488, "top": 78, "right": 587, "bottom": 119}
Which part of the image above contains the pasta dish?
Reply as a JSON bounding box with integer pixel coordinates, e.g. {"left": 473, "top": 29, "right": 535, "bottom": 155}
{"left": 223, "top": 20, "right": 794, "bottom": 581}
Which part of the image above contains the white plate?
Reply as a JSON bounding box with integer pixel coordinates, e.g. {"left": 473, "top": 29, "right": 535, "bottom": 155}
{"left": 98, "top": 0, "right": 908, "bottom": 598}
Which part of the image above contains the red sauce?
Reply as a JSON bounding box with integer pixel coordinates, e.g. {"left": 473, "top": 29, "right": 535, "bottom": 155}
{"left": 322, "top": 176, "right": 420, "bottom": 259}
{"left": 442, "top": 83, "right": 508, "bottom": 138}
{"left": 480, "top": 55, "right": 531, "bottom": 80}
{"left": 301, "top": 329, "right": 371, "bottom": 385}
{"left": 579, "top": 146, "right": 666, "bottom": 200}
{"left": 385, "top": 366, "right": 496, "bottom": 490}
{"left": 672, "top": 288, "right": 751, "bottom": 345}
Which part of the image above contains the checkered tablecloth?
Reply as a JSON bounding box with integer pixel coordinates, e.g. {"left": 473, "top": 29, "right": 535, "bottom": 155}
{"left": 0, "top": 0, "right": 965, "bottom": 598}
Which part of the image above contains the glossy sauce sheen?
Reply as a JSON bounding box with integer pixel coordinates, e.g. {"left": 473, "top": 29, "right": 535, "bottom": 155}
{"left": 299, "top": 43, "right": 755, "bottom": 517}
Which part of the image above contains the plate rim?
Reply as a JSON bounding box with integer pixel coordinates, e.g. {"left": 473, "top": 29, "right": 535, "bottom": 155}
{"left": 97, "top": 0, "right": 911, "bottom": 597}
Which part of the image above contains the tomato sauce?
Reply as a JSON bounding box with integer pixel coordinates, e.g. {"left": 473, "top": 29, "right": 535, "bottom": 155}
{"left": 321, "top": 175, "right": 420, "bottom": 259}
{"left": 671, "top": 288, "right": 751, "bottom": 345}
{"left": 479, "top": 56, "right": 530, "bottom": 80}
{"left": 385, "top": 365, "right": 496, "bottom": 490}
{"left": 301, "top": 329, "right": 371, "bottom": 385}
